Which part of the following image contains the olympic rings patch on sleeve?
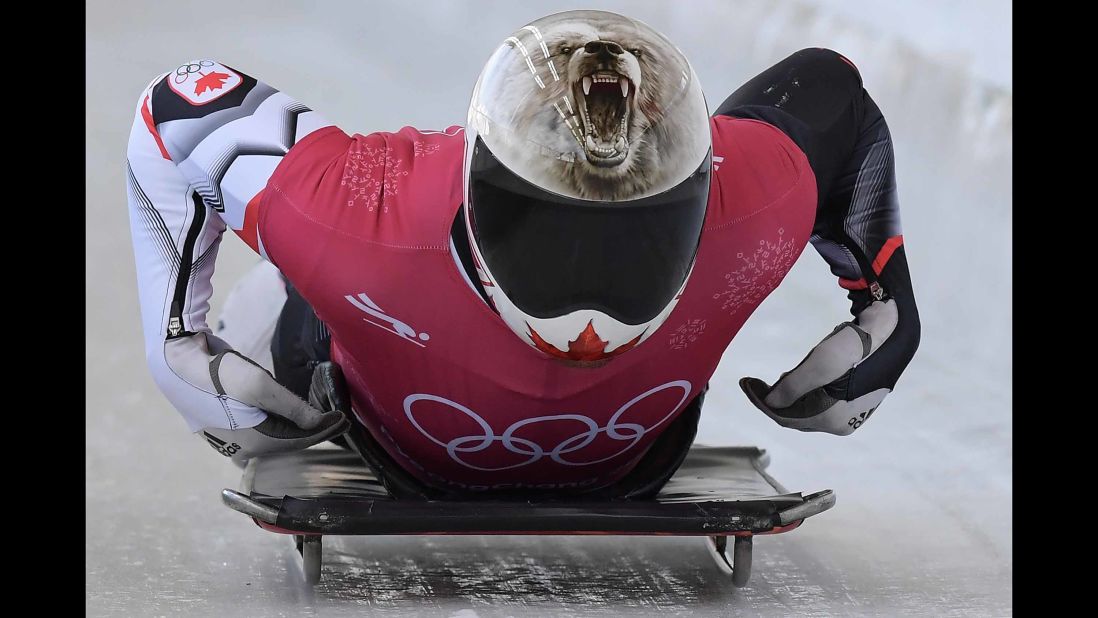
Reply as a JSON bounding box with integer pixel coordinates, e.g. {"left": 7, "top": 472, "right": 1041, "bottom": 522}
{"left": 167, "top": 60, "right": 243, "bottom": 106}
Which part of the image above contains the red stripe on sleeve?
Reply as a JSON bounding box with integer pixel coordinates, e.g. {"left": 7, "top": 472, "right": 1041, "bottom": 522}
{"left": 141, "top": 95, "right": 172, "bottom": 161}
{"left": 838, "top": 277, "right": 868, "bottom": 290}
{"left": 234, "top": 190, "right": 265, "bottom": 253}
{"left": 872, "top": 235, "right": 904, "bottom": 275}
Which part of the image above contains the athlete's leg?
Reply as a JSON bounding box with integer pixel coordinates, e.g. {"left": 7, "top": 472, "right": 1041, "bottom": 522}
{"left": 213, "top": 260, "right": 287, "bottom": 373}
{"left": 213, "top": 261, "right": 331, "bottom": 399}
{"left": 270, "top": 282, "right": 332, "bottom": 400}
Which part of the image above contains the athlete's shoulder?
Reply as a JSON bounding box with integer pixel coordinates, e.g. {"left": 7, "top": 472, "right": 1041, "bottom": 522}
{"left": 706, "top": 115, "right": 815, "bottom": 226}
{"left": 381, "top": 125, "right": 465, "bottom": 209}
{"left": 344, "top": 125, "right": 465, "bottom": 247}
{"left": 266, "top": 125, "right": 465, "bottom": 250}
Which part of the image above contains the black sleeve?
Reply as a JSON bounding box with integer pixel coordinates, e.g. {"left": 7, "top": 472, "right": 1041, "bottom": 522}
{"left": 715, "top": 48, "right": 920, "bottom": 398}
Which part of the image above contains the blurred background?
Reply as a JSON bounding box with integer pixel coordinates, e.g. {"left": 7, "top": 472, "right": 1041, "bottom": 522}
{"left": 86, "top": 1, "right": 1011, "bottom": 615}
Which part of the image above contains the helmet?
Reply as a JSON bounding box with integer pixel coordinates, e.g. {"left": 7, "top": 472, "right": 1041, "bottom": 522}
{"left": 464, "top": 9, "right": 711, "bottom": 364}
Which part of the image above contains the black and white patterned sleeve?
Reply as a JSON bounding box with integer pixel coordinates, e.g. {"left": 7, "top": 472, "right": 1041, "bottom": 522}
{"left": 125, "top": 60, "right": 331, "bottom": 432}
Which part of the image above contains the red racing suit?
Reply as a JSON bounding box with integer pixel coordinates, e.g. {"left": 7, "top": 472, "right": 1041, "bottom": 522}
{"left": 126, "top": 50, "right": 917, "bottom": 492}
{"left": 257, "top": 120, "right": 813, "bottom": 490}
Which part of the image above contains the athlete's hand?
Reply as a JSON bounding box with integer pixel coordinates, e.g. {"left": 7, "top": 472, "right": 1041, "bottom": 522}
{"left": 308, "top": 361, "right": 351, "bottom": 416}
{"left": 166, "top": 332, "right": 349, "bottom": 463}
{"left": 739, "top": 299, "right": 898, "bottom": 436}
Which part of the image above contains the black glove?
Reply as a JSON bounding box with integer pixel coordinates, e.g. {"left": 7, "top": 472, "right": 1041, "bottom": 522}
{"left": 309, "top": 361, "right": 351, "bottom": 414}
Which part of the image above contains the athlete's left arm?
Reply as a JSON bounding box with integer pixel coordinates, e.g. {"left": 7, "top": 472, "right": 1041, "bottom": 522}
{"left": 715, "top": 48, "right": 920, "bottom": 436}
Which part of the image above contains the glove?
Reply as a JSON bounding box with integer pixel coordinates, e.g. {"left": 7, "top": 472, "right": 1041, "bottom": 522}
{"left": 168, "top": 332, "right": 349, "bottom": 463}
{"left": 740, "top": 299, "right": 898, "bottom": 436}
{"left": 308, "top": 361, "right": 351, "bottom": 415}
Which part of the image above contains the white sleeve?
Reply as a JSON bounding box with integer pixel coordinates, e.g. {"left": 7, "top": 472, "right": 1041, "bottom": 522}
{"left": 125, "top": 61, "right": 331, "bottom": 432}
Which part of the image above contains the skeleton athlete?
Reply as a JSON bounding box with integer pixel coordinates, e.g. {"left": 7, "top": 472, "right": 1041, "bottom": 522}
{"left": 125, "top": 10, "right": 919, "bottom": 497}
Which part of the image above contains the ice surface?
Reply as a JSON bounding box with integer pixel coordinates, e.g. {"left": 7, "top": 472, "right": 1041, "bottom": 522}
{"left": 86, "top": 0, "right": 1011, "bottom": 615}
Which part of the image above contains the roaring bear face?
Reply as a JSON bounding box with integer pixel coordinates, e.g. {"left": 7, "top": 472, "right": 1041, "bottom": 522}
{"left": 469, "top": 10, "right": 710, "bottom": 201}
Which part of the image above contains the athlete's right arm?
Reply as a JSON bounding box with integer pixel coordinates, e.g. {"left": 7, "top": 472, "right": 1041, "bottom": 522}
{"left": 125, "top": 60, "right": 348, "bottom": 461}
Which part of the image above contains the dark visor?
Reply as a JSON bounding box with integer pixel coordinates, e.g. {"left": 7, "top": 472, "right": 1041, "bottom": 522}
{"left": 468, "top": 137, "right": 711, "bottom": 325}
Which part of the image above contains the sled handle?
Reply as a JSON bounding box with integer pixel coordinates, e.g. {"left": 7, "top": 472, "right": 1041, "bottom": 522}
{"left": 222, "top": 489, "right": 280, "bottom": 524}
{"left": 777, "top": 489, "right": 836, "bottom": 526}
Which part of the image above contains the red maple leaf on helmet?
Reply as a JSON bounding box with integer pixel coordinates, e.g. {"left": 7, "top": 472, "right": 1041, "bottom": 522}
{"left": 528, "top": 321, "right": 643, "bottom": 362}
{"left": 193, "top": 71, "right": 231, "bottom": 95}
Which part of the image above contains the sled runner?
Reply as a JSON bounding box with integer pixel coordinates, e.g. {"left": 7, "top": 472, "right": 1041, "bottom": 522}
{"left": 222, "top": 444, "right": 834, "bottom": 587}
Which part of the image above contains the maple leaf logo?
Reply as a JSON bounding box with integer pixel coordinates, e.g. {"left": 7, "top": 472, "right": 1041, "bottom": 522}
{"left": 527, "top": 321, "right": 643, "bottom": 362}
{"left": 193, "top": 71, "right": 231, "bottom": 95}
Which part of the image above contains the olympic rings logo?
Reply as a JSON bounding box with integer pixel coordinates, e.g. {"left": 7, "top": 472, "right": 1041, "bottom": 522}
{"left": 173, "top": 60, "right": 215, "bottom": 84}
{"left": 403, "top": 380, "right": 691, "bottom": 471}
